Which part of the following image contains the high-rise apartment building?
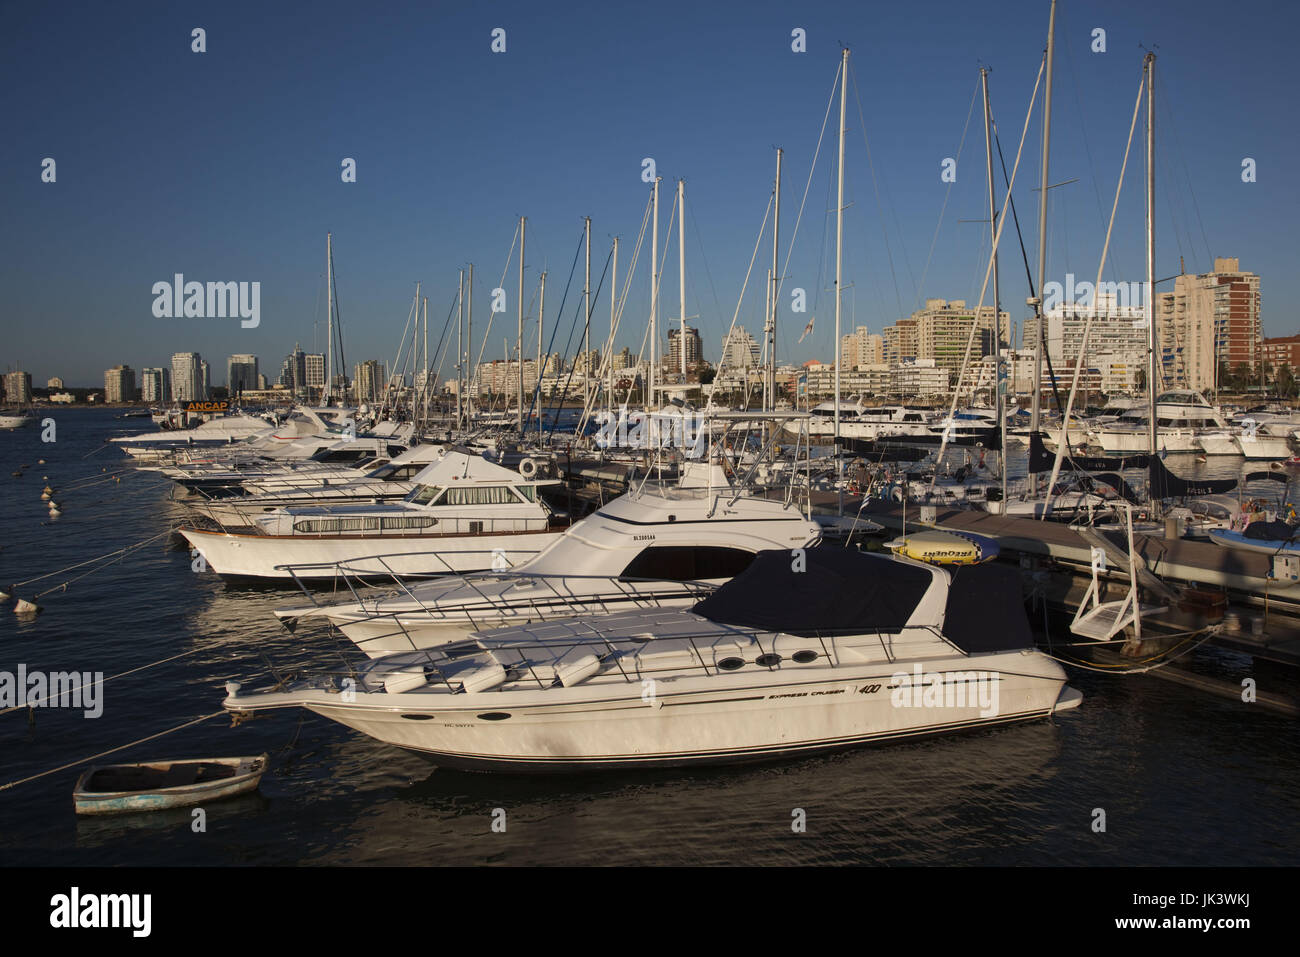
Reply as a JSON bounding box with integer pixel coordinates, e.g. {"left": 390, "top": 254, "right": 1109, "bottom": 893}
{"left": 227, "top": 354, "right": 259, "bottom": 396}
{"left": 141, "top": 367, "right": 171, "bottom": 403}
{"left": 104, "top": 365, "right": 136, "bottom": 403}
{"left": 170, "top": 352, "right": 204, "bottom": 401}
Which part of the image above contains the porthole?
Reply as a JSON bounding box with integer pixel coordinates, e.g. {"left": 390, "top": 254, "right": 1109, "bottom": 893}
{"left": 399, "top": 713, "right": 435, "bottom": 721}
{"left": 717, "top": 657, "right": 745, "bottom": 671}
{"left": 477, "top": 712, "right": 512, "bottom": 721}
{"left": 791, "top": 650, "right": 818, "bottom": 664}
{"left": 755, "top": 653, "right": 782, "bottom": 668}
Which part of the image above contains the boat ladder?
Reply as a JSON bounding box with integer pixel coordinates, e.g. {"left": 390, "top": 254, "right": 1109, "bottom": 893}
{"left": 1070, "top": 504, "right": 1169, "bottom": 642}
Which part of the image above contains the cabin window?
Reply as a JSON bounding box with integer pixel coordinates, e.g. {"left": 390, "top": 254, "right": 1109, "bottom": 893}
{"left": 293, "top": 516, "right": 383, "bottom": 533}
{"left": 515, "top": 485, "right": 536, "bottom": 502}
{"left": 438, "top": 485, "right": 522, "bottom": 506}
{"left": 380, "top": 516, "right": 439, "bottom": 530}
{"left": 619, "top": 546, "right": 756, "bottom": 581}
{"left": 409, "top": 485, "right": 444, "bottom": 505}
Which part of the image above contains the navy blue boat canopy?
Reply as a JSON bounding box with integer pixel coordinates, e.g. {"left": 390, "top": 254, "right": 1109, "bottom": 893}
{"left": 692, "top": 548, "right": 933, "bottom": 637}
{"left": 692, "top": 547, "right": 1035, "bottom": 652}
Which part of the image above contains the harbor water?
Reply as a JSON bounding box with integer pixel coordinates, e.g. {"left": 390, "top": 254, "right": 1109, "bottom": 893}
{"left": 1, "top": 409, "right": 1297, "bottom": 866}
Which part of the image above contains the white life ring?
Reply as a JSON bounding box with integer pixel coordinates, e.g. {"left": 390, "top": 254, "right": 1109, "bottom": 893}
{"left": 519, "top": 457, "right": 539, "bottom": 479}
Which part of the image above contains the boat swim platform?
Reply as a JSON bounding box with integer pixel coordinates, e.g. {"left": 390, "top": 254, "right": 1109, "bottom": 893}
{"left": 856, "top": 501, "right": 1300, "bottom": 671}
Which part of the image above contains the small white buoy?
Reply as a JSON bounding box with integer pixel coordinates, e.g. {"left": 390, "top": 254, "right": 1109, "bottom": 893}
{"left": 37, "top": 459, "right": 45, "bottom": 465}
{"left": 48, "top": 503, "right": 62, "bottom": 516}
{"left": 14, "top": 598, "right": 41, "bottom": 615}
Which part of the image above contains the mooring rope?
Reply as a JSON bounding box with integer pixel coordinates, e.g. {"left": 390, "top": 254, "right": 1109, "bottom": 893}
{"left": 7, "top": 527, "right": 176, "bottom": 592}
{"left": 0, "top": 644, "right": 236, "bottom": 716}
{"left": 0, "top": 711, "right": 227, "bottom": 792}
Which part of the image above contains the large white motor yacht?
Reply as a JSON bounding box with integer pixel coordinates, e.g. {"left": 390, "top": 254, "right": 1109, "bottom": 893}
{"left": 276, "top": 459, "right": 822, "bottom": 656}
{"left": 225, "top": 548, "right": 1081, "bottom": 771}
{"left": 179, "top": 448, "right": 567, "bottom": 581}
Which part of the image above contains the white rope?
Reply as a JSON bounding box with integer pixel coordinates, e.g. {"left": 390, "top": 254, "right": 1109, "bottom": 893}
{"left": 0, "top": 711, "right": 227, "bottom": 792}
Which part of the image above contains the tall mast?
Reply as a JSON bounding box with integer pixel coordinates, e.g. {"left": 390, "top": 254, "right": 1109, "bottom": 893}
{"left": 768, "top": 148, "right": 782, "bottom": 411}
{"left": 325, "top": 232, "right": 333, "bottom": 405}
{"left": 422, "top": 291, "right": 429, "bottom": 424}
{"left": 518, "top": 216, "right": 526, "bottom": 435}
{"left": 1145, "top": 52, "right": 1158, "bottom": 460}
{"left": 1029, "top": 0, "right": 1056, "bottom": 494}
{"left": 537, "top": 270, "right": 546, "bottom": 442}
{"left": 834, "top": 48, "right": 849, "bottom": 447}
{"left": 457, "top": 268, "right": 464, "bottom": 428}
{"left": 764, "top": 268, "right": 772, "bottom": 408}
{"left": 584, "top": 216, "right": 592, "bottom": 408}
{"left": 982, "top": 67, "right": 1006, "bottom": 506}
{"left": 678, "top": 179, "right": 688, "bottom": 380}
{"left": 467, "top": 263, "right": 474, "bottom": 422}
{"left": 610, "top": 236, "right": 619, "bottom": 409}
{"left": 650, "top": 179, "right": 660, "bottom": 408}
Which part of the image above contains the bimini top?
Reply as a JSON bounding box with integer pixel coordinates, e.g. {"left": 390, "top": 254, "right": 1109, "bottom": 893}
{"left": 691, "top": 547, "right": 1035, "bottom": 651}
{"left": 692, "top": 547, "right": 937, "bottom": 637}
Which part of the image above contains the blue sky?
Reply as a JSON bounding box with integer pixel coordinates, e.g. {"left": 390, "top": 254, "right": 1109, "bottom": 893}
{"left": 2, "top": 0, "right": 1296, "bottom": 387}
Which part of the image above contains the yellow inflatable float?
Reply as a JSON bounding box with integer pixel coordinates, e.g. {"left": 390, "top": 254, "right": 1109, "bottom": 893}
{"left": 885, "top": 529, "right": 1000, "bottom": 565}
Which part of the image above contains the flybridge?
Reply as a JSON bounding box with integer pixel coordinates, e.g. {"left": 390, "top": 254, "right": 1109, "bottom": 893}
{"left": 151, "top": 274, "right": 260, "bottom": 328}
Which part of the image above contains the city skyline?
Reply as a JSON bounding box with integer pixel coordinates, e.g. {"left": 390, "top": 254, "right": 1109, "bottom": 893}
{"left": 3, "top": 1, "right": 1295, "bottom": 387}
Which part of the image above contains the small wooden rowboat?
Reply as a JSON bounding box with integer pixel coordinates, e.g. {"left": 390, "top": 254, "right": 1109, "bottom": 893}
{"left": 73, "top": 754, "right": 268, "bottom": 815}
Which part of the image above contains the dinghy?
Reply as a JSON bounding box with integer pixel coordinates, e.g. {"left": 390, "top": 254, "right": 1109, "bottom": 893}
{"left": 73, "top": 754, "right": 268, "bottom": 814}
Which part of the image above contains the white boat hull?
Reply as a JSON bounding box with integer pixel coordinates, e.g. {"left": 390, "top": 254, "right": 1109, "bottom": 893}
{"left": 226, "top": 650, "right": 1073, "bottom": 771}
{"left": 179, "top": 526, "right": 563, "bottom": 580}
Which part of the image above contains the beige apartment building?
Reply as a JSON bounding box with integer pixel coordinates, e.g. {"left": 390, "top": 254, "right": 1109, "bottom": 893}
{"left": 1157, "top": 257, "right": 1260, "bottom": 392}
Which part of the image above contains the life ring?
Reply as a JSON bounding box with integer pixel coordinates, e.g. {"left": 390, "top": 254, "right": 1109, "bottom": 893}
{"left": 519, "top": 457, "right": 539, "bottom": 479}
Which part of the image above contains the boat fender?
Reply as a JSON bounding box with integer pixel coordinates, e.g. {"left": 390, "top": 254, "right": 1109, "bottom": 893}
{"left": 556, "top": 653, "right": 601, "bottom": 687}
{"left": 459, "top": 662, "right": 507, "bottom": 694}
{"left": 890, "top": 484, "right": 904, "bottom": 503}
{"left": 383, "top": 668, "right": 430, "bottom": 695}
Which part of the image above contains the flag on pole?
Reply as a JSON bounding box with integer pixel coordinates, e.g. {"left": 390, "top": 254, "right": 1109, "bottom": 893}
{"left": 797, "top": 314, "right": 815, "bottom": 344}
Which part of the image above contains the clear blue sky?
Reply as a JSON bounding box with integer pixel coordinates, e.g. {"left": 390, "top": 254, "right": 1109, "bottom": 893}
{"left": 2, "top": 0, "right": 1296, "bottom": 387}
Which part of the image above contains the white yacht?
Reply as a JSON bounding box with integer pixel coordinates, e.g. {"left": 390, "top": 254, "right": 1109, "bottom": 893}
{"left": 178, "top": 448, "right": 568, "bottom": 581}
{"left": 112, "top": 411, "right": 281, "bottom": 460}
{"left": 837, "top": 405, "right": 933, "bottom": 441}
{"left": 276, "top": 459, "right": 822, "bottom": 657}
{"left": 224, "top": 548, "right": 1080, "bottom": 772}
{"left": 1090, "top": 391, "right": 1229, "bottom": 454}
{"left": 190, "top": 443, "right": 450, "bottom": 529}
{"left": 0, "top": 411, "right": 35, "bottom": 430}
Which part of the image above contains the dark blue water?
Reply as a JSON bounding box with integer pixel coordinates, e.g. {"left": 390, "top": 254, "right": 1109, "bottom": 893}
{"left": 1, "top": 409, "right": 1296, "bottom": 865}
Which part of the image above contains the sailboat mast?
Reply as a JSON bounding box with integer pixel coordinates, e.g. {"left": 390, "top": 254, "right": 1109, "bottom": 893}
{"left": 518, "top": 216, "right": 526, "bottom": 435}
{"left": 325, "top": 232, "right": 333, "bottom": 405}
{"left": 467, "top": 263, "right": 474, "bottom": 422}
{"left": 457, "top": 269, "right": 464, "bottom": 428}
{"left": 678, "top": 179, "right": 687, "bottom": 380}
{"left": 834, "top": 48, "right": 848, "bottom": 447}
{"left": 1029, "top": 0, "right": 1056, "bottom": 494}
{"left": 610, "top": 236, "right": 619, "bottom": 408}
{"left": 768, "top": 149, "right": 782, "bottom": 412}
{"left": 422, "top": 291, "right": 429, "bottom": 424}
{"left": 650, "top": 178, "right": 660, "bottom": 408}
{"left": 1145, "top": 52, "right": 1157, "bottom": 460}
{"left": 537, "top": 270, "right": 546, "bottom": 443}
{"left": 982, "top": 67, "right": 1006, "bottom": 506}
{"left": 584, "top": 216, "right": 592, "bottom": 408}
